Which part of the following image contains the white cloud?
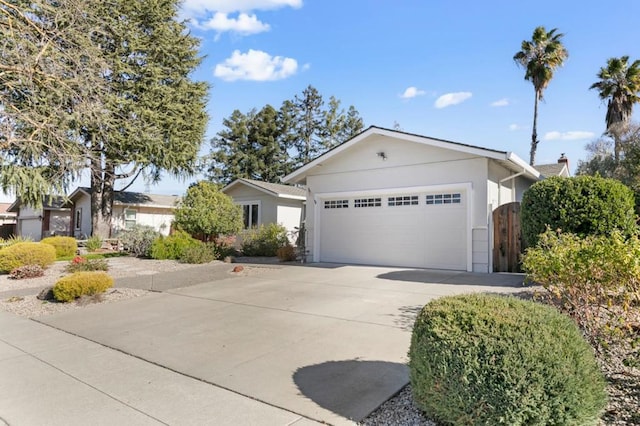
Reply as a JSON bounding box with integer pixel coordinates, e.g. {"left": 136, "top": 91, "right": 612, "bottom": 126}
{"left": 400, "top": 86, "right": 426, "bottom": 99}
{"left": 543, "top": 131, "right": 596, "bottom": 141}
{"left": 183, "top": 0, "right": 302, "bottom": 14}
{"left": 491, "top": 98, "right": 509, "bottom": 107}
{"left": 434, "top": 92, "right": 472, "bottom": 109}
{"left": 201, "top": 12, "right": 270, "bottom": 36}
{"left": 214, "top": 49, "right": 299, "bottom": 81}
{"left": 181, "top": 0, "right": 302, "bottom": 30}
{"left": 509, "top": 124, "right": 522, "bottom": 131}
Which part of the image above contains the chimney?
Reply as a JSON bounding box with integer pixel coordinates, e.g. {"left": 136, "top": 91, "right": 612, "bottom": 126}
{"left": 558, "top": 153, "right": 569, "bottom": 168}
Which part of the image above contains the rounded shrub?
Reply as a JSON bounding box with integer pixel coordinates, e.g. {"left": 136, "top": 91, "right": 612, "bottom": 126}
{"left": 117, "top": 225, "right": 160, "bottom": 257}
{"left": 0, "top": 242, "right": 57, "bottom": 273}
{"left": 241, "top": 223, "right": 288, "bottom": 256}
{"left": 40, "top": 236, "right": 78, "bottom": 258}
{"left": 409, "top": 294, "right": 607, "bottom": 426}
{"left": 150, "top": 230, "right": 200, "bottom": 260}
{"left": 521, "top": 175, "right": 637, "bottom": 247}
{"left": 53, "top": 271, "right": 114, "bottom": 302}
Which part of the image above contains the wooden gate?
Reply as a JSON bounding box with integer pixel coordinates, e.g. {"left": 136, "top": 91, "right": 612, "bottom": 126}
{"left": 493, "top": 202, "right": 522, "bottom": 273}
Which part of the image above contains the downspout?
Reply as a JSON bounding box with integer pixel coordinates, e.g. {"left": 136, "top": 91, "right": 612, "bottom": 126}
{"left": 498, "top": 171, "right": 525, "bottom": 206}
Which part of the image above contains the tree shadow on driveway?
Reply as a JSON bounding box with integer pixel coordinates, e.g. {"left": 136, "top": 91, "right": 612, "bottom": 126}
{"left": 377, "top": 270, "right": 526, "bottom": 287}
{"left": 293, "top": 359, "right": 408, "bottom": 422}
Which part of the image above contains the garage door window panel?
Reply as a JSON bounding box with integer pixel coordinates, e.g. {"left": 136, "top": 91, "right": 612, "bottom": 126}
{"left": 324, "top": 200, "right": 349, "bottom": 209}
{"left": 354, "top": 198, "right": 381, "bottom": 208}
{"left": 426, "top": 193, "right": 462, "bottom": 205}
{"left": 388, "top": 195, "right": 419, "bottom": 206}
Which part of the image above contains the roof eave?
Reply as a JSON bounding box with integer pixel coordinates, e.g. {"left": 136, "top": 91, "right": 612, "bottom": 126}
{"left": 282, "top": 126, "right": 514, "bottom": 184}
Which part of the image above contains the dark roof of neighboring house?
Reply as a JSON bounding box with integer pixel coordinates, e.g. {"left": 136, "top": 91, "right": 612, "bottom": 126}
{"left": 7, "top": 195, "right": 69, "bottom": 212}
{"left": 223, "top": 178, "right": 306, "bottom": 199}
{"left": 535, "top": 163, "right": 568, "bottom": 177}
{"left": 69, "top": 187, "right": 179, "bottom": 208}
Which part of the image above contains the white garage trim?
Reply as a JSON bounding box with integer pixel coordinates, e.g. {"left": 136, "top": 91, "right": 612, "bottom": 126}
{"left": 313, "top": 182, "right": 473, "bottom": 271}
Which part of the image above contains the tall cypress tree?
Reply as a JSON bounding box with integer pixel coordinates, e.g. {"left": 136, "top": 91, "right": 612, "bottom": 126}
{"left": 88, "top": 0, "right": 208, "bottom": 237}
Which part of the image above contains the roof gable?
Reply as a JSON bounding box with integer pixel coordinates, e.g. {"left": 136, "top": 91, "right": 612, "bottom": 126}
{"left": 283, "top": 126, "right": 539, "bottom": 184}
{"left": 7, "top": 195, "right": 69, "bottom": 212}
{"left": 222, "top": 179, "right": 306, "bottom": 200}
{"left": 534, "top": 163, "right": 570, "bottom": 178}
{"left": 68, "top": 187, "right": 179, "bottom": 208}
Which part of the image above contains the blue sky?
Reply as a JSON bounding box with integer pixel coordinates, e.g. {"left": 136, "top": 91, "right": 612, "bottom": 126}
{"left": 5, "top": 0, "right": 640, "bottom": 201}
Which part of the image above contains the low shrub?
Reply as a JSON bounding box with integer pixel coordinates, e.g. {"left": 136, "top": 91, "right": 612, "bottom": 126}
{"left": 52, "top": 271, "right": 114, "bottom": 302}
{"left": 117, "top": 225, "right": 160, "bottom": 257}
{"left": 150, "top": 230, "right": 200, "bottom": 260}
{"left": 65, "top": 256, "right": 109, "bottom": 273}
{"left": 241, "top": 223, "right": 288, "bottom": 257}
{"left": 276, "top": 245, "right": 296, "bottom": 262}
{"left": 409, "top": 294, "right": 607, "bottom": 426}
{"left": 213, "top": 235, "right": 238, "bottom": 259}
{"left": 40, "top": 236, "right": 78, "bottom": 258}
{"left": 522, "top": 229, "right": 640, "bottom": 350}
{"left": 9, "top": 264, "right": 45, "bottom": 279}
{"left": 86, "top": 235, "right": 103, "bottom": 252}
{"left": 0, "top": 242, "right": 56, "bottom": 273}
{"left": 179, "top": 243, "right": 216, "bottom": 264}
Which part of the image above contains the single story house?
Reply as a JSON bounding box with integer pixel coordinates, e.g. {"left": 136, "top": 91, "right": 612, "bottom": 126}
{"left": 283, "top": 126, "right": 550, "bottom": 273}
{"left": 68, "top": 187, "right": 179, "bottom": 238}
{"left": 0, "top": 202, "right": 17, "bottom": 239}
{"left": 222, "top": 178, "right": 306, "bottom": 237}
{"left": 7, "top": 196, "right": 71, "bottom": 241}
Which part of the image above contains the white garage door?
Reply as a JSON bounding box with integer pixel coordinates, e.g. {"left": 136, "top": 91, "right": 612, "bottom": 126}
{"left": 319, "top": 190, "right": 468, "bottom": 270}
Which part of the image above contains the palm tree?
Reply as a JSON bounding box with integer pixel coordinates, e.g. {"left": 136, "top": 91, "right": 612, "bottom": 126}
{"left": 590, "top": 56, "right": 640, "bottom": 161}
{"left": 514, "top": 26, "right": 568, "bottom": 166}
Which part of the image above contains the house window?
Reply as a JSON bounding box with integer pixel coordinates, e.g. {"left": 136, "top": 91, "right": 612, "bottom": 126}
{"left": 124, "top": 209, "right": 137, "bottom": 229}
{"left": 242, "top": 203, "right": 259, "bottom": 229}
{"left": 388, "top": 195, "right": 419, "bottom": 206}
{"left": 426, "top": 193, "right": 462, "bottom": 205}
{"left": 354, "top": 198, "right": 381, "bottom": 208}
{"left": 324, "top": 200, "right": 349, "bottom": 209}
{"left": 75, "top": 208, "right": 82, "bottom": 230}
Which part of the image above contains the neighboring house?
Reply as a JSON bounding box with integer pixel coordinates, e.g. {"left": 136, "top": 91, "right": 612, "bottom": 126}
{"left": 68, "top": 187, "right": 179, "bottom": 238}
{"left": 0, "top": 203, "right": 17, "bottom": 238}
{"left": 222, "top": 178, "right": 306, "bottom": 237}
{"left": 283, "top": 126, "right": 543, "bottom": 273}
{"left": 534, "top": 153, "right": 571, "bottom": 178}
{"left": 7, "top": 196, "right": 71, "bottom": 241}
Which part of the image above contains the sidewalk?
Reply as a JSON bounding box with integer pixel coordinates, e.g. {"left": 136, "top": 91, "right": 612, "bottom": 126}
{"left": 0, "top": 310, "right": 321, "bottom": 426}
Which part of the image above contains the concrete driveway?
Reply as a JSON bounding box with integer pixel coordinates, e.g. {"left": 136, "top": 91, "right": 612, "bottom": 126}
{"left": 38, "top": 264, "right": 527, "bottom": 425}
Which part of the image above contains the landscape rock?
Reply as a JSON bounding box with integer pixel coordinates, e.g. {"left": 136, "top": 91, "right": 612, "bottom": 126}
{"left": 232, "top": 265, "right": 244, "bottom": 273}
{"left": 36, "top": 286, "right": 55, "bottom": 301}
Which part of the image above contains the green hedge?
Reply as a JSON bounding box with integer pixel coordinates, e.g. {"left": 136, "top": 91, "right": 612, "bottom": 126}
{"left": 409, "top": 294, "right": 607, "bottom": 425}
{"left": 521, "top": 175, "right": 637, "bottom": 246}
{"left": 0, "top": 242, "right": 57, "bottom": 273}
{"left": 150, "top": 230, "right": 201, "bottom": 260}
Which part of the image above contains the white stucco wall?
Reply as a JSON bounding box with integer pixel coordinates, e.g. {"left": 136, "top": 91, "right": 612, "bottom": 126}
{"left": 224, "top": 185, "right": 304, "bottom": 234}
{"left": 303, "top": 134, "right": 494, "bottom": 272}
{"left": 72, "top": 195, "right": 92, "bottom": 238}
{"left": 112, "top": 205, "right": 174, "bottom": 236}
